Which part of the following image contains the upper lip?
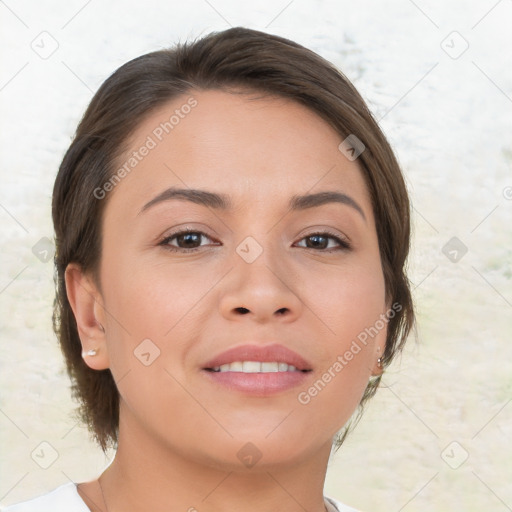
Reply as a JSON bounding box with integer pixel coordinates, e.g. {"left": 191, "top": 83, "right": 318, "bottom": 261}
{"left": 202, "top": 343, "right": 313, "bottom": 371}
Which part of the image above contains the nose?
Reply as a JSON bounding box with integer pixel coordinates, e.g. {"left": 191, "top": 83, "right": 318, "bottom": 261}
{"left": 219, "top": 243, "right": 304, "bottom": 324}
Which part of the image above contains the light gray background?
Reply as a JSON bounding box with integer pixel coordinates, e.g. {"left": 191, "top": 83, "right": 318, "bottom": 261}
{"left": 1, "top": 1, "right": 511, "bottom": 511}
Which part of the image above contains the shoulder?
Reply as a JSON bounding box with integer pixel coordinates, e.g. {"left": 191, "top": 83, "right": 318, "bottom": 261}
{"left": 1, "top": 482, "right": 90, "bottom": 512}
{"left": 324, "top": 494, "right": 362, "bottom": 512}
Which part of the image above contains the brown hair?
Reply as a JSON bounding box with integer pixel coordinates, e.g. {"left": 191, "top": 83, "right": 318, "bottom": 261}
{"left": 52, "top": 26, "right": 414, "bottom": 454}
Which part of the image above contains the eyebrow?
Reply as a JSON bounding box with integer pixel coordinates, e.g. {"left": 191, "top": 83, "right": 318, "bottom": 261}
{"left": 138, "top": 187, "right": 366, "bottom": 221}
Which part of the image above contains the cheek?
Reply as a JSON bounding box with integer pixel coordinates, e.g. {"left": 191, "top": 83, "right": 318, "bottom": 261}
{"left": 99, "top": 250, "right": 222, "bottom": 376}
{"left": 98, "top": 256, "right": 206, "bottom": 427}
{"left": 297, "top": 255, "right": 386, "bottom": 403}
{"left": 102, "top": 249, "right": 207, "bottom": 333}
{"left": 304, "top": 254, "right": 386, "bottom": 342}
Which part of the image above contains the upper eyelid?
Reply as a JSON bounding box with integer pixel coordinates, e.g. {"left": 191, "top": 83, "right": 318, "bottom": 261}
{"left": 162, "top": 229, "right": 218, "bottom": 242}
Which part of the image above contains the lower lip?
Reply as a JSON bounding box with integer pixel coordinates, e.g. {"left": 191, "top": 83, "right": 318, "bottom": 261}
{"left": 202, "top": 370, "right": 311, "bottom": 396}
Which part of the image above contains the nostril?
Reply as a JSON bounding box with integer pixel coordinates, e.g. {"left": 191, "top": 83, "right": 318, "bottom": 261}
{"left": 235, "top": 307, "right": 250, "bottom": 314}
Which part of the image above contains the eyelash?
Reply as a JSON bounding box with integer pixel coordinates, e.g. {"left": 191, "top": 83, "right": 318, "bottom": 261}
{"left": 158, "top": 228, "right": 351, "bottom": 253}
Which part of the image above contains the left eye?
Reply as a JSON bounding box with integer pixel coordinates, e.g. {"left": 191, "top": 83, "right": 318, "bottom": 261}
{"left": 294, "top": 232, "right": 350, "bottom": 251}
{"left": 159, "top": 230, "right": 350, "bottom": 252}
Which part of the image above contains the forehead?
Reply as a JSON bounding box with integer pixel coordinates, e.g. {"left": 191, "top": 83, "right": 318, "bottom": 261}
{"left": 104, "top": 89, "right": 372, "bottom": 220}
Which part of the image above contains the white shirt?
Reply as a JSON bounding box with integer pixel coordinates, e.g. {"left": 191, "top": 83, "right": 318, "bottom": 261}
{"left": 1, "top": 482, "right": 360, "bottom": 512}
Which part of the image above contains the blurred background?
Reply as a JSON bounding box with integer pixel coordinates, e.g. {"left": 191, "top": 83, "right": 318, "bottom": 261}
{"left": 0, "top": 1, "right": 511, "bottom": 510}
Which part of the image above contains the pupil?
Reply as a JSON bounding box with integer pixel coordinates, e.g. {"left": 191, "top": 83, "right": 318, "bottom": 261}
{"left": 308, "top": 235, "right": 326, "bottom": 249}
{"left": 180, "top": 233, "right": 199, "bottom": 247}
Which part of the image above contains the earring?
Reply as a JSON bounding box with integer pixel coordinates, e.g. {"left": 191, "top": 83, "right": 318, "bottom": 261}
{"left": 377, "top": 357, "right": 383, "bottom": 369}
{"left": 82, "top": 348, "right": 98, "bottom": 357}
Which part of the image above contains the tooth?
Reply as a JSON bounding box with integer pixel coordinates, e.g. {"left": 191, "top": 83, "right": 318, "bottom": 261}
{"left": 209, "top": 361, "right": 302, "bottom": 372}
{"left": 242, "top": 361, "right": 262, "bottom": 373}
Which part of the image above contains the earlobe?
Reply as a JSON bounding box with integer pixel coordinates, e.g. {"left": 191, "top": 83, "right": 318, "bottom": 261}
{"left": 370, "top": 346, "right": 385, "bottom": 377}
{"left": 64, "top": 263, "right": 109, "bottom": 370}
{"left": 371, "top": 356, "right": 384, "bottom": 376}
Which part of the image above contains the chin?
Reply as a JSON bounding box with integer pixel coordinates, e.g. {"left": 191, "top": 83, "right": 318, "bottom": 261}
{"left": 194, "top": 430, "right": 327, "bottom": 473}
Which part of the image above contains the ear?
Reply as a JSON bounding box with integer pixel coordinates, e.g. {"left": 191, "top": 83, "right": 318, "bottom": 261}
{"left": 65, "top": 263, "right": 109, "bottom": 370}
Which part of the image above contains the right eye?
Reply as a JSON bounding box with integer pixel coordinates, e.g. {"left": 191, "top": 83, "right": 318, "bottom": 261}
{"left": 158, "top": 229, "right": 220, "bottom": 252}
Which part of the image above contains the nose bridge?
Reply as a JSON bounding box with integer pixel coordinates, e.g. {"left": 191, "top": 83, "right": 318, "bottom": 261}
{"left": 235, "top": 232, "right": 287, "bottom": 292}
{"left": 219, "top": 231, "right": 303, "bottom": 321}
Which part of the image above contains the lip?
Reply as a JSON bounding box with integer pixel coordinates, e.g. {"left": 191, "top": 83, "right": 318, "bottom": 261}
{"left": 202, "top": 371, "right": 311, "bottom": 396}
{"left": 201, "top": 343, "right": 313, "bottom": 396}
{"left": 202, "top": 343, "right": 313, "bottom": 372}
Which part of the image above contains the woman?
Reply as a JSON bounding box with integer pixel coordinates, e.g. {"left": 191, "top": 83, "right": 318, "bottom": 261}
{"left": 3, "top": 26, "right": 414, "bottom": 512}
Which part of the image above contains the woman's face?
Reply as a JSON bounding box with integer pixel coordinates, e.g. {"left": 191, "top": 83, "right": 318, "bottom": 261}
{"left": 79, "top": 89, "right": 387, "bottom": 469}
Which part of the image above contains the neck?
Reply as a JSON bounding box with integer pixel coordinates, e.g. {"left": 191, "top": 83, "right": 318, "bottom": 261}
{"left": 100, "top": 401, "right": 333, "bottom": 512}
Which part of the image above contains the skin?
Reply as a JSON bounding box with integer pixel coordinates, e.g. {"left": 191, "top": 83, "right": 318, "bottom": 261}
{"left": 66, "top": 89, "right": 388, "bottom": 512}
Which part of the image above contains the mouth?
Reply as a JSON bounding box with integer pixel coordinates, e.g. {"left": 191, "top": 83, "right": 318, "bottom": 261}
{"left": 201, "top": 344, "right": 313, "bottom": 396}
{"left": 204, "top": 361, "right": 311, "bottom": 373}
{"left": 202, "top": 343, "right": 313, "bottom": 372}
